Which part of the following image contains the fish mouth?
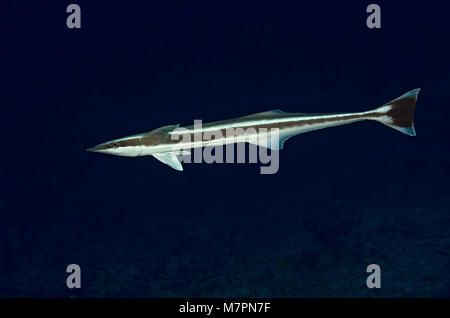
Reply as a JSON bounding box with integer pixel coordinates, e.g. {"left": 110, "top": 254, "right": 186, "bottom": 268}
{"left": 87, "top": 142, "right": 111, "bottom": 153}
{"left": 86, "top": 146, "right": 101, "bottom": 152}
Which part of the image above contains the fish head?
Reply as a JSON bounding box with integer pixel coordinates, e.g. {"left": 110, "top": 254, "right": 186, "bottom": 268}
{"left": 86, "top": 135, "right": 142, "bottom": 157}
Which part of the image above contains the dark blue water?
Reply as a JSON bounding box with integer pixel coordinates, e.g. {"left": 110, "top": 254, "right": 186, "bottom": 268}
{"left": 1, "top": 1, "right": 449, "bottom": 297}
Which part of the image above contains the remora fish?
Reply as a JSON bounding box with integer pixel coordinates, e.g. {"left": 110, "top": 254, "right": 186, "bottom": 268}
{"left": 87, "top": 89, "right": 420, "bottom": 171}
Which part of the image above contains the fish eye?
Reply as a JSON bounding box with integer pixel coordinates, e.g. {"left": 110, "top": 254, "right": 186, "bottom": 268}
{"left": 112, "top": 142, "right": 119, "bottom": 147}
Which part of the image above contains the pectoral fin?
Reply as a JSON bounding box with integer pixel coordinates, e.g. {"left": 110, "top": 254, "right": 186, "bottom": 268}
{"left": 152, "top": 152, "right": 183, "bottom": 171}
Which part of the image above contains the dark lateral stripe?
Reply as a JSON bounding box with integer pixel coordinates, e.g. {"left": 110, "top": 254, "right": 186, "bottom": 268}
{"left": 157, "top": 113, "right": 373, "bottom": 145}
{"left": 104, "top": 111, "right": 387, "bottom": 149}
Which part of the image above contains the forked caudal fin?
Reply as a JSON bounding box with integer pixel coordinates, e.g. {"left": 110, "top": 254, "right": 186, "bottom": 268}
{"left": 369, "top": 88, "right": 420, "bottom": 136}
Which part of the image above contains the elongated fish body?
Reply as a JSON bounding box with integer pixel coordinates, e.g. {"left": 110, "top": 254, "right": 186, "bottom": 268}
{"left": 87, "top": 89, "right": 420, "bottom": 171}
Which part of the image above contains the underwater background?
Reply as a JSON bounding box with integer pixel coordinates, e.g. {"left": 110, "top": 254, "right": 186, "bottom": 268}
{"left": 1, "top": 1, "right": 449, "bottom": 297}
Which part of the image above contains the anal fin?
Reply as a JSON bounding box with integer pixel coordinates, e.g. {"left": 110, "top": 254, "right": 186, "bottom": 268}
{"left": 246, "top": 130, "right": 300, "bottom": 150}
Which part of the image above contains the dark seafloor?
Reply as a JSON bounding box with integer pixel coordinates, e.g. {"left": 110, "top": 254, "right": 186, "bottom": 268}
{"left": 1, "top": 1, "right": 449, "bottom": 297}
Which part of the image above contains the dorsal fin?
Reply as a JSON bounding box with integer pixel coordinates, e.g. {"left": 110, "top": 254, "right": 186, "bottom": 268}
{"left": 243, "top": 109, "right": 286, "bottom": 118}
{"left": 155, "top": 124, "right": 180, "bottom": 133}
{"left": 143, "top": 124, "right": 180, "bottom": 136}
{"left": 259, "top": 109, "right": 286, "bottom": 115}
